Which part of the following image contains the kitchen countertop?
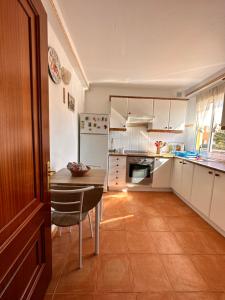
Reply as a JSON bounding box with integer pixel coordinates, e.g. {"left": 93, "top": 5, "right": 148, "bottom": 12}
{"left": 108, "top": 152, "right": 225, "bottom": 173}
{"left": 175, "top": 156, "right": 225, "bottom": 174}
{"left": 108, "top": 152, "right": 174, "bottom": 158}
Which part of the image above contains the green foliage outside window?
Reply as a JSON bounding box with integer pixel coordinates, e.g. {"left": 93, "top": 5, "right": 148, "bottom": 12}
{"left": 212, "top": 129, "right": 225, "bottom": 151}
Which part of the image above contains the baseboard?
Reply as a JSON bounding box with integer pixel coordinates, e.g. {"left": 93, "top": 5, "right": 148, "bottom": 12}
{"left": 172, "top": 189, "right": 225, "bottom": 238}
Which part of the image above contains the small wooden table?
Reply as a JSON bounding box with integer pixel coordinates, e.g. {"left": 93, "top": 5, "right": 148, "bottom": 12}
{"left": 50, "top": 168, "right": 106, "bottom": 255}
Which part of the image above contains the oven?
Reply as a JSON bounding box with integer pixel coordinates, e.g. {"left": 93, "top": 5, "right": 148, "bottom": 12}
{"left": 126, "top": 156, "right": 154, "bottom": 185}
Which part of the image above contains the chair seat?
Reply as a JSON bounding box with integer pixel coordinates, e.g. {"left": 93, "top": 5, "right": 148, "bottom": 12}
{"left": 51, "top": 211, "right": 88, "bottom": 227}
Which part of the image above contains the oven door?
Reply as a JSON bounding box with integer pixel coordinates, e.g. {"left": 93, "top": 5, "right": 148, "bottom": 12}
{"left": 127, "top": 158, "right": 154, "bottom": 185}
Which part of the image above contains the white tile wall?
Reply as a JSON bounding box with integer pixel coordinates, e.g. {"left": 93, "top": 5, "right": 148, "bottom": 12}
{"left": 110, "top": 126, "right": 185, "bottom": 153}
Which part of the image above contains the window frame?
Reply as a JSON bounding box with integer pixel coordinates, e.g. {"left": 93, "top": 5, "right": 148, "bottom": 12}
{"left": 198, "top": 99, "right": 225, "bottom": 153}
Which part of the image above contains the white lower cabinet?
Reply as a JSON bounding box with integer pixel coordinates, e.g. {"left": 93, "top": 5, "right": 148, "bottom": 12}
{"left": 190, "top": 165, "right": 214, "bottom": 217}
{"left": 108, "top": 156, "right": 126, "bottom": 190}
{"left": 180, "top": 161, "right": 194, "bottom": 202}
{"left": 210, "top": 171, "right": 225, "bottom": 231}
{"left": 171, "top": 158, "right": 183, "bottom": 195}
{"left": 152, "top": 158, "right": 172, "bottom": 188}
{"left": 171, "top": 158, "right": 194, "bottom": 202}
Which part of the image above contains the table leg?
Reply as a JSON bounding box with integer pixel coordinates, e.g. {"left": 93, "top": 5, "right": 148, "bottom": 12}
{"left": 100, "top": 197, "right": 103, "bottom": 221}
{"left": 95, "top": 202, "right": 100, "bottom": 255}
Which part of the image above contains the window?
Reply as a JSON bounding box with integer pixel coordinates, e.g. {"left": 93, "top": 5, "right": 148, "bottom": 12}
{"left": 196, "top": 84, "right": 225, "bottom": 153}
{"left": 211, "top": 99, "right": 225, "bottom": 152}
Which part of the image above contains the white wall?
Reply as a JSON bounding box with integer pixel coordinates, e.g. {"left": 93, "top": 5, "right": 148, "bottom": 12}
{"left": 48, "top": 23, "right": 85, "bottom": 171}
{"left": 85, "top": 84, "right": 179, "bottom": 114}
{"left": 110, "top": 127, "right": 185, "bottom": 153}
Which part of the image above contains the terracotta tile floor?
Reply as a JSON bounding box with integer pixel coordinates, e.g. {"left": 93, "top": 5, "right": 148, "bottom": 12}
{"left": 45, "top": 192, "right": 225, "bottom": 300}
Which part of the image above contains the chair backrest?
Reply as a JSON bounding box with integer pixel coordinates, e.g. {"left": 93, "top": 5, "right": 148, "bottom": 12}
{"left": 50, "top": 185, "right": 94, "bottom": 220}
{"left": 82, "top": 187, "right": 104, "bottom": 213}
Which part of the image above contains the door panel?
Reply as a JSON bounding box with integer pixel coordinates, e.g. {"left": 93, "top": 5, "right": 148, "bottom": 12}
{"left": 169, "top": 100, "right": 187, "bottom": 130}
{"left": 0, "top": 0, "right": 40, "bottom": 235}
{"left": 210, "top": 172, "right": 225, "bottom": 231}
{"left": 153, "top": 100, "right": 170, "bottom": 129}
{"left": 0, "top": 0, "right": 51, "bottom": 299}
{"left": 180, "top": 161, "right": 194, "bottom": 202}
{"left": 190, "top": 165, "right": 214, "bottom": 216}
{"left": 128, "top": 98, "right": 153, "bottom": 116}
{"left": 171, "top": 158, "right": 183, "bottom": 194}
{"left": 152, "top": 158, "right": 172, "bottom": 188}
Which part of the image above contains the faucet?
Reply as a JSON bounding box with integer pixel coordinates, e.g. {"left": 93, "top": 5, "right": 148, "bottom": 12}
{"left": 198, "top": 144, "right": 203, "bottom": 154}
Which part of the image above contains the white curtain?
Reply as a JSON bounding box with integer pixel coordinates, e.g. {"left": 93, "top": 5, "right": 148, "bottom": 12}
{"left": 196, "top": 89, "right": 213, "bottom": 150}
{"left": 195, "top": 82, "right": 225, "bottom": 151}
{"left": 212, "top": 84, "right": 225, "bottom": 128}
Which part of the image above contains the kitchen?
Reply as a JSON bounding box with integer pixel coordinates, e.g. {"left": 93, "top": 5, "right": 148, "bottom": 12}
{"left": 1, "top": 0, "right": 225, "bottom": 299}
{"left": 79, "top": 89, "right": 225, "bottom": 238}
{"left": 47, "top": 0, "right": 225, "bottom": 297}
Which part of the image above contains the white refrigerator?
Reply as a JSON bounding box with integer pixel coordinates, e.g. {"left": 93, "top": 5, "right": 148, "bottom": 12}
{"left": 79, "top": 113, "right": 109, "bottom": 169}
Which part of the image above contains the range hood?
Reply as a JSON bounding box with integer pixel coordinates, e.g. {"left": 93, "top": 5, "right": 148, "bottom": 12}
{"left": 126, "top": 115, "right": 154, "bottom": 127}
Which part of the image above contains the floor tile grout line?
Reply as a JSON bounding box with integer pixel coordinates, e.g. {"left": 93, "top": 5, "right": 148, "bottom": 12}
{"left": 189, "top": 254, "right": 225, "bottom": 292}
{"left": 47, "top": 192, "right": 225, "bottom": 298}
{"left": 51, "top": 239, "right": 74, "bottom": 299}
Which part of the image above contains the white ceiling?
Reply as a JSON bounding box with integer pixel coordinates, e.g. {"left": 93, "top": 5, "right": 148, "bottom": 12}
{"left": 56, "top": 0, "right": 225, "bottom": 89}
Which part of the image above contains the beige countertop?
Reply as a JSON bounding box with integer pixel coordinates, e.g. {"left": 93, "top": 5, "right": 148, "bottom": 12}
{"left": 108, "top": 152, "right": 174, "bottom": 158}
{"left": 108, "top": 152, "right": 225, "bottom": 173}
{"left": 175, "top": 156, "right": 225, "bottom": 174}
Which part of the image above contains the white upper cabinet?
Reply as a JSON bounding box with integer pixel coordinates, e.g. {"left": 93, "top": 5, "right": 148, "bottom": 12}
{"left": 127, "top": 98, "right": 153, "bottom": 116}
{"left": 210, "top": 171, "right": 225, "bottom": 231}
{"left": 169, "top": 100, "right": 187, "bottom": 130}
{"left": 153, "top": 100, "right": 170, "bottom": 129}
{"left": 152, "top": 99, "right": 187, "bottom": 130}
{"left": 110, "top": 97, "right": 187, "bottom": 131}
{"left": 110, "top": 97, "right": 128, "bottom": 129}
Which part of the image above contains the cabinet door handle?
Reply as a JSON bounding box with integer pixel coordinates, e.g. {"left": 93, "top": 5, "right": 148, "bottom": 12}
{"left": 208, "top": 171, "right": 213, "bottom": 175}
{"left": 179, "top": 161, "right": 183, "bottom": 164}
{"left": 164, "top": 126, "right": 168, "bottom": 129}
{"left": 183, "top": 162, "right": 187, "bottom": 164}
{"left": 169, "top": 126, "right": 172, "bottom": 129}
{"left": 215, "top": 173, "right": 220, "bottom": 177}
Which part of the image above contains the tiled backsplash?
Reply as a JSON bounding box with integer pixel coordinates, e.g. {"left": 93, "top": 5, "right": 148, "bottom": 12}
{"left": 109, "top": 127, "right": 185, "bottom": 153}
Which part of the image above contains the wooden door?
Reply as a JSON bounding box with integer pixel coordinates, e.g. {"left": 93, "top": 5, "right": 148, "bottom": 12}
{"left": 0, "top": 0, "right": 51, "bottom": 299}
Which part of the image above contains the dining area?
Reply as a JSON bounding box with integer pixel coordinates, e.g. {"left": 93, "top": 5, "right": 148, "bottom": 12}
{"left": 50, "top": 166, "right": 106, "bottom": 268}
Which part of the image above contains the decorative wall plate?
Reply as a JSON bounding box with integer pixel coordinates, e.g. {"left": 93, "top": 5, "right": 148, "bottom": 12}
{"left": 48, "top": 46, "right": 61, "bottom": 84}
